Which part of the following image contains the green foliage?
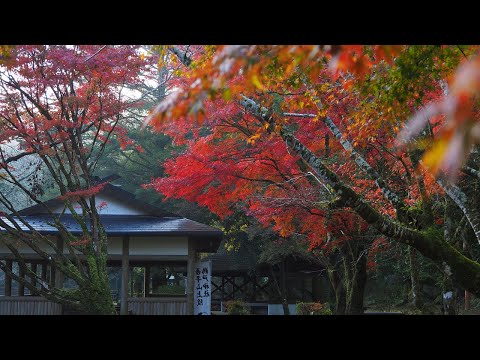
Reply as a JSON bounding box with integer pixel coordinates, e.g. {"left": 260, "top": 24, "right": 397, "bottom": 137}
{"left": 258, "top": 236, "right": 315, "bottom": 267}
{"left": 365, "top": 240, "right": 445, "bottom": 309}
{"left": 296, "top": 302, "right": 333, "bottom": 315}
{"left": 224, "top": 300, "right": 250, "bottom": 315}
{"left": 422, "top": 226, "right": 444, "bottom": 243}
{"left": 361, "top": 45, "right": 461, "bottom": 108}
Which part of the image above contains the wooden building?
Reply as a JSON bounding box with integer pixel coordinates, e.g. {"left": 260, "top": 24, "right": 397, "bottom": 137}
{"left": 206, "top": 241, "right": 330, "bottom": 314}
{"left": 0, "top": 178, "right": 222, "bottom": 315}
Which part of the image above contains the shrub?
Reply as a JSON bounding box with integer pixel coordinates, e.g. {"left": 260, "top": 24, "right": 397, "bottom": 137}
{"left": 296, "top": 302, "right": 332, "bottom": 315}
{"left": 224, "top": 300, "right": 250, "bottom": 315}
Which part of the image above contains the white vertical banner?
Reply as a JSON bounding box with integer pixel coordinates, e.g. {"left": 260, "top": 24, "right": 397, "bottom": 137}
{"left": 194, "top": 260, "right": 212, "bottom": 315}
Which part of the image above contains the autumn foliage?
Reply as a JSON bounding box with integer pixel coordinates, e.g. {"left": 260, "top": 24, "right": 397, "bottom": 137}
{"left": 145, "top": 46, "right": 444, "bottom": 253}
{"left": 144, "top": 46, "right": 480, "bottom": 300}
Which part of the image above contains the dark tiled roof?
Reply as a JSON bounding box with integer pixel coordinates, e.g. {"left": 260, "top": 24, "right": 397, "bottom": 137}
{"left": 204, "top": 241, "right": 258, "bottom": 274}
{"left": 17, "top": 183, "right": 177, "bottom": 217}
{"left": 0, "top": 214, "right": 222, "bottom": 239}
{"left": 205, "top": 240, "right": 325, "bottom": 275}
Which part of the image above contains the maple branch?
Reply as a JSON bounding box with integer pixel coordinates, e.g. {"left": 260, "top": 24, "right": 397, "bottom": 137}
{"left": 119, "top": 150, "right": 151, "bottom": 170}
{"left": 84, "top": 45, "right": 107, "bottom": 62}
{"left": 238, "top": 93, "right": 480, "bottom": 294}
{"left": 168, "top": 46, "right": 192, "bottom": 66}
{"left": 282, "top": 113, "right": 315, "bottom": 118}
{"left": 369, "top": 141, "right": 412, "bottom": 182}
{"left": 462, "top": 166, "right": 480, "bottom": 180}
{"left": 240, "top": 94, "right": 403, "bottom": 206}
{"left": 456, "top": 45, "right": 468, "bottom": 60}
{"left": 302, "top": 82, "right": 406, "bottom": 214}
{"left": 436, "top": 175, "right": 480, "bottom": 246}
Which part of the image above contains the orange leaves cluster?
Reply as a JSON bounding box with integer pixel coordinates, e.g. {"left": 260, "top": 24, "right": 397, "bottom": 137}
{"left": 70, "top": 237, "right": 92, "bottom": 247}
{"left": 58, "top": 182, "right": 108, "bottom": 202}
{"left": 398, "top": 53, "right": 480, "bottom": 178}
{"left": 328, "top": 45, "right": 402, "bottom": 80}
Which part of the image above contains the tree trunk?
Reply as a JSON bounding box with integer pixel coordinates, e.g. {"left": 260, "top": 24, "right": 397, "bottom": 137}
{"left": 343, "top": 240, "right": 368, "bottom": 315}
{"left": 346, "top": 248, "right": 367, "bottom": 314}
{"left": 326, "top": 250, "right": 346, "bottom": 315}
{"left": 334, "top": 280, "right": 346, "bottom": 315}
{"left": 463, "top": 237, "right": 472, "bottom": 311}
{"left": 280, "top": 260, "right": 290, "bottom": 315}
{"left": 442, "top": 200, "right": 457, "bottom": 315}
{"left": 408, "top": 247, "right": 423, "bottom": 308}
{"left": 269, "top": 264, "right": 290, "bottom": 315}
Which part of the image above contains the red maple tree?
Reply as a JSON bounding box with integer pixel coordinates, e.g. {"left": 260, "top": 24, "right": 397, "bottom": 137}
{"left": 0, "top": 45, "right": 148, "bottom": 314}
{"left": 145, "top": 45, "right": 480, "bottom": 306}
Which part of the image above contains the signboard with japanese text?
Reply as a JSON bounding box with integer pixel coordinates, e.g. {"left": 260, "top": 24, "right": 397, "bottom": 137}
{"left": 194, "top": 260, "right": 212, "bottom": 315}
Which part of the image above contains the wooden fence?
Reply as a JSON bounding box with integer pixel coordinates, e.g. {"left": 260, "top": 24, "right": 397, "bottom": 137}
{"left": 0, "top": 296, "right": 62, "bottom": 315}
{"left": 127, "top": 297, "right": 187, "bottom": 315}
{"left": 0, "top": 296, "right": 187, "bottom": 315}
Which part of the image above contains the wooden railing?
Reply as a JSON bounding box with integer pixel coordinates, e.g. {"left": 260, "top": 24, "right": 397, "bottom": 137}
{"left": 127, "top": 297, "right": 187, "bottom": 315}
{"left": 0, "top": 296, "right": 62, "bottom": 315}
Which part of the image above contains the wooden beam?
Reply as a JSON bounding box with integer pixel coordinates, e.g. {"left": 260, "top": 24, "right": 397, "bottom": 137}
{"left": 120, "top": 236, "right": 129, "bottom": 315}
{"left": 186, "top": 238, "right": 196, "bottom": 315}
{"left": 4, "top": 260, "right": 12, "bottom": 297}
{"left": 54, "top": 238, "right": 64, "bottom": 288}
{"left": 211, "top": 279, "right": 221, "bottom": 294}
{"left": 144, "top": 265, "right": 150, "bottom": 297}
{"left": 0, "top": 254, "right": 189, "bottom": 262}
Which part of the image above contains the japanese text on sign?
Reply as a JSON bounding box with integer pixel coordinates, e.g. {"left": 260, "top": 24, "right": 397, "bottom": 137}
{"left": 194, "top": 260, "right": 211, "bottom": 315}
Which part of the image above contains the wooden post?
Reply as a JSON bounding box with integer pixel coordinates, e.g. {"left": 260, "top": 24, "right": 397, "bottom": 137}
{"left": 129, "top": 268, "right": 134, "bottom": 297}
{"left": 465, "top": 291, "right": 471, "bottom": 311}
{"left": 221, "top": 276, "right": 225, "bottom": 302}
{"left": 5, "top": 260, "right": 12, "bottom": 297}
{"left": 232, "top": 276, "right": 236, "bottom": 299}
{"left": 120, "top": 236, "right": 129, "bottom": 315}
{"left": 144, "top": 265, "right": 150, "bottom": 297}
{"left": 41, "top": 263, "right": 47, "bottom": 282}
{"left": 55, "top": 238, "right": 64, "bottom": 288}
{"left": 50, "top": 264, "right": 56, "bottom": 288}
{"left": 31, "top": 263, "right": 37, "bottom": 294}
{"left": 187, "top": 238, "right": 196, "bottom": 315}
{"left": 18, "top": 263, "right": 25, "bottom": 296}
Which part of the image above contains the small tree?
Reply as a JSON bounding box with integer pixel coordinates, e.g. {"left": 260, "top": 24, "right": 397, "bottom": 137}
{"left": 0, "top": 45, "right": 147, "bottom": 314}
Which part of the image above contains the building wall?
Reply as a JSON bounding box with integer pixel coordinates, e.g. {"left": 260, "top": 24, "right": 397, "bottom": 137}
{"left": 107, "top": 236, "right": 188, "bottom": 256}
{"left": 52, "top": 195, "right": 147, "bottom": 215}
{"left": 0, "top": 235, "right": 58, "bottom": 255}
{"left": 0, "top": 235, "right": 189, "bottom": 256}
